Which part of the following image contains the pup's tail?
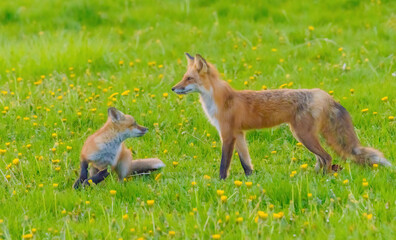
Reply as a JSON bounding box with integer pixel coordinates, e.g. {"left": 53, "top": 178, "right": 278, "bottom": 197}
{"left": 129, "top": 158, "right": 166, "bottom": 174}
{"left": 321, "top": 101, "right": 391, "bottom": 166}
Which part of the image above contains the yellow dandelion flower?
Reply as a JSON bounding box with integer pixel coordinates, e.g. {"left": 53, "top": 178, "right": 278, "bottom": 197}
{"left": 121, "top": 90, "right": 130, "bottom": 96}
{"left": 236, "top": 217, "right": 243, "bottom": 223}
{"left": 13, "top": 158, "right": 19, "bottom": 165}
{"left": 362, "top": 182, "right": 369, "bottom": 187}
{"left": 110, "top": 190, "right": 117, "bottom": 196}
{"left": 234, "top": 180, "right": 242, "bottom": 187}
{"left": 147, "top": 200, "right": 155, "bottom": 206}
{"left": 22, "top": 233, "right": 33, "bottom": 239}
{"left": 53, "top": 183, "right": 58, "bottom": 188}
{"left": 308, "top": 26, "right": 314, "bottom": 31}
{"left": 191, "top": 181, "right": 197, "bottom": 186}
{"left": 389, "top": 116, "right": 395, "bottom": 120}
{"left": 343, "top": 179, "right": 349, "bottom": 185}
{"left": 169, "top": 231, "right": 175, "bottom": 236}
{"left": 381, "top": 96, "right": 388, "bottom": 102}
{"left": 155, "top": 173, "right": 162, "bottom": 181}
{"left": 217, "top": 190, "right": 224, "bottom": 196}
{"left": 163, "top": 92, "right": 169, "bottom": 98}
{"left": 122, "top": 214, "right": 129, "bottom": 220}
{"left": 300, "top": 164, "right": 308, "bottom": 170}
{"left": 204, "top": 175, "right": 211, "bottom": 180}
{"left": 245, "top": 182, "right": 253, "bottom": 188}
{"left": 221, "top": 195, "right": 227, "bottom": 203}
{"left": 172, "top": 161, "right": 178, "bottom": 167}
{"left": 212, "top": 234, "right": 221, "bottom": 239}
{"left": 258, "top": 211, "right": 268, "bottom": 219}
{"left": 361, "top": 108, "right": 368, "bottom": 113}
{"left": 373, "top": 163, "right": 378, "bottom": 169}
{"left": 307, "top": 193, "right": 313, "bottom": 198}
{"left": 273, "top": 212, "right": 284, "bottom": 219}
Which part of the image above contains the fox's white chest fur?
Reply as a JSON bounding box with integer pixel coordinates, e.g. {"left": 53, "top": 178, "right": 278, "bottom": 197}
{"left": 200, "top": 89, "right": 220, "bottom": 133}
{"left": 89, "top": 137, "right": 123, "bottom": 168}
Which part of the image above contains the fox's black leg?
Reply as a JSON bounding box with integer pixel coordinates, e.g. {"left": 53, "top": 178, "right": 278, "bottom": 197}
{"left": 235, "top": 133, "right": 253, "bottom": 176}
{"left": 73, "top": 161, "right": 88, "bottom": 189}
{"left": 82, "top": 169, "right": 109, "bottom": 187}
{"left": 219, "top": 136, "right": 236, "bottom": 180}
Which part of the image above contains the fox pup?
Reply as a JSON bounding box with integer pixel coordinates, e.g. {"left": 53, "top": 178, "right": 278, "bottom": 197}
{"left": 172, "top": 53, "right": 391, "bottom": 179}
{"left": 73, "top": 107, "right": 165, "bottom": 189}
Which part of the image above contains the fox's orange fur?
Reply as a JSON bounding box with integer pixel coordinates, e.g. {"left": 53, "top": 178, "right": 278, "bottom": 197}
{"left": 73, "top": 107, "right": 165, "bottom": 189}
{"left": 172, "top": 53, "right": 391, "bottom": 179}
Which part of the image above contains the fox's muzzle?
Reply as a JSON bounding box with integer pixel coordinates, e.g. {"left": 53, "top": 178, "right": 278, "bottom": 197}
{"left": 137, "top": 125, "right": 148, "bottom": 136}
{"left": 171, "top": 85, "right": 192, "bottom": 94}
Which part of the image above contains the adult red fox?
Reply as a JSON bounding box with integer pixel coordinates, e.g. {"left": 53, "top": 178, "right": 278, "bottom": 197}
{"left": 172, "top": 53, "right": 391, "bottom": 179}
{"left": 73, "top": 107, "right": 165, "bottom": 189}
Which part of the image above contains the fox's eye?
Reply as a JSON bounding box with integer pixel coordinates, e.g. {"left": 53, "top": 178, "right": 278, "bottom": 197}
{"left": 186, "top": 77, "right": 193, "bottom": 81}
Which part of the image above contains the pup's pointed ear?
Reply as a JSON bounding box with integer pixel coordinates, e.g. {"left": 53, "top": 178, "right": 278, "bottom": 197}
{"left": 194, "top": 54, "right": 208, "bottom": 73}
{"left": 185, "top": 52, "right": 194, "bottom": 66}
{"left": 108, "top": 107, "right": 125, "bottom": 122}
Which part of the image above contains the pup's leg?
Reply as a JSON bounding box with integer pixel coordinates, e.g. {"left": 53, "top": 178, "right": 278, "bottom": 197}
{"left": 82, "top": 169, "right": 110, "bottom": 187}
{"left": 235, "top": 132, "right": 253, "bottom": 176}
{"left": 290, "top": 117, "right": 333, "bottom": 173}
{"left": 73, "top": 160, "right": 88, "bottom": 189}
{"left": 219, "top": 132, "right": 236, "bottom": 179}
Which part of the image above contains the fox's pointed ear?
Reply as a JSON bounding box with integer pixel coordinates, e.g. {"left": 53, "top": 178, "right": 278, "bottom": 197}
{"left": 185, "top": 52, "right": 194, "bottom": 66}
{"left": 108, "top": 107, "right": 125, "bottom": 122}
{"left": 194, "top": 54, "right": 208, "bottom": 73}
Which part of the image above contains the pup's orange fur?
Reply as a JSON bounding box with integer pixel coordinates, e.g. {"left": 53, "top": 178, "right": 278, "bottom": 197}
{"left": 73, "top": 107, "right": 165, "bottom": 189}
{"left": 172, "top": 53, "right": 391, "bottom": 179}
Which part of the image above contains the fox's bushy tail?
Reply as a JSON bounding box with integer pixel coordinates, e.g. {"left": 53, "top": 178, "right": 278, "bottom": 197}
{"left": 321, "top": 101, "right": 391, "bottom": 166}
{"left": 129, "top": 158, "right": 166, "bottom": 174}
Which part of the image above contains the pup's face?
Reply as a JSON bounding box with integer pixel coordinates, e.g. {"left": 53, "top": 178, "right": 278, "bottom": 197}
{"left": 172, "top": 53, "right": 211, "bottom": 94}
{"left": 108, "top": 107, "right": 148, "bottom": 138}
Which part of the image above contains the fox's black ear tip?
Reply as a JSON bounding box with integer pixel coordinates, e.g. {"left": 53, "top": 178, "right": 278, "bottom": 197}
{"left": 185, "top": 52, "right": 194, "bottom": 60}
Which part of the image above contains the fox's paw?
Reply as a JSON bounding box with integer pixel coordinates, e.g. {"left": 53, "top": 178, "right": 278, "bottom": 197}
{"left": 331, "top": 164, "right": 343, "bottom": 172}
{"left": 73, "top": 181, "right": 81, "bottom": 190}
{"left": 73, "top": 178, "right": 85, "bottom": 190}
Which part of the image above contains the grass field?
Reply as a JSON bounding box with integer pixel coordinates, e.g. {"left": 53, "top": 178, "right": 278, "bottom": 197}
{"left": 0, "top": 0, "right": 396, "bottom": 239}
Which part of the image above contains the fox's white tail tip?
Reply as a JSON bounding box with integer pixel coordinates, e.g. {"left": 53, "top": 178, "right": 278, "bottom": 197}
{"left": 378, "top": 158, "right": 392, "bottom": 167}
{"left": 153, "top": 162, "right": 166, "bottom": 169}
